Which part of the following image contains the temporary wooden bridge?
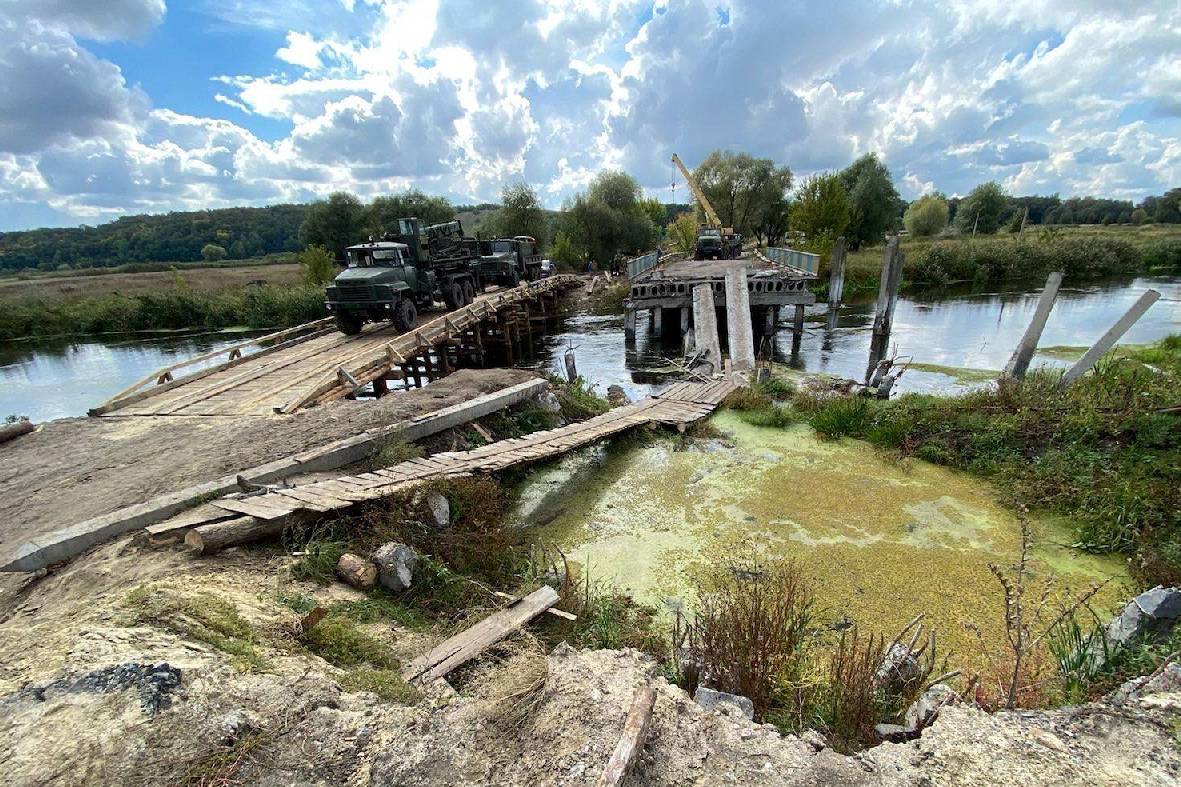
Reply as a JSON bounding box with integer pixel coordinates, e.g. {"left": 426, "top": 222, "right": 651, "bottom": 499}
{"left": 91, "top": 275, "right": 580, "bottom": 418}
{"left": 171, "top": 377, "right": 739, "bottom": 552}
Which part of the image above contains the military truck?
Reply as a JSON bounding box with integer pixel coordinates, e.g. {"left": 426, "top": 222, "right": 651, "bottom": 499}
{"left": 478, "top": 235, "right": 542, "bottom": 287}
{"left": 694, "top": 227, "right": 743, "bottom": 260}
{"left": 324, "top": 217, "right": 484, "bottom": 335}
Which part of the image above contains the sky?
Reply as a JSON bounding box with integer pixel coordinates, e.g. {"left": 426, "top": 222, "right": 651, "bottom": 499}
{"left": 0, "top": 0, "right": 1179, "bottom": 231}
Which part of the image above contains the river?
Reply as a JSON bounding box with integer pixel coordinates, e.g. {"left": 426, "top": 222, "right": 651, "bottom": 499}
{"left": 1, "top": 274, "right": 1176, "bottom": 421}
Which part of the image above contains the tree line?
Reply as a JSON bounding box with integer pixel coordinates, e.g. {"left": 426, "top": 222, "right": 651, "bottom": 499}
{"left": 2, "top": 161, "right": 1177, "bottom": 274}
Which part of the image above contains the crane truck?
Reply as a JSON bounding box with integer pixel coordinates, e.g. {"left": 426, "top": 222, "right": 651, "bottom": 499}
{"left": 324, "top": 217, "right": 484, "bottom": 335}
{"left": 671, "top": 153, "right": 743, "bottom": 260}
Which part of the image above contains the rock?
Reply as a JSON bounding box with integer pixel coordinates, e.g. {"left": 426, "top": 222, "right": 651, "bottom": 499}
{"left": 799, "top": 729, "right": 827, "bottom": 751}
{"left": 425, "top": 492, "right": 450, "bottom": 528}
{"left": 218, "top": 709, "right": 261, "bottom": 745}
{"left": 874, "top": 643, "right": 921, "bottom": 692}
{"left": 373, "top": 542, "right": 416, "bottom": 592}
{"left": 536, "top": 390, "right": 562, "bottom": 413}
{"left": 874, "top": 723, "right": 915, "bottom": 743}
{"left": 1107, "top": 585, "right": 1181, "bottom": 647}
{"left": 606, "top": 385, "right": 630, "bottom": 407}
{"left": 693, "top": 686, "right": 754, "bottom": 720}
{"left": 904, "top": 683, "right": 958, "bottom": 731}
{"left": 336, "top": 553, "right": 378, "bottom": 590}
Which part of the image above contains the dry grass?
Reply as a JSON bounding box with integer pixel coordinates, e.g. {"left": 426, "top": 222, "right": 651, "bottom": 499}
{"left": 0, "top": 262, "right": 303, "bottom": 302}
{"left": 464, "top": 632, "right": 550, "bottom": 731}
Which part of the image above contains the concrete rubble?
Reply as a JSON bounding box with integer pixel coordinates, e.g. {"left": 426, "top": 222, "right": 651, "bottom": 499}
{"left": 373, "top": 542, "right": 417, "bottom": 592}
{"left": 1106, "top": 585, "right": 1181, "bottom": 647}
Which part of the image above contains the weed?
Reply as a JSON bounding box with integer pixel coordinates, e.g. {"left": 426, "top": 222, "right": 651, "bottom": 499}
{"left": 588, "top": 281, "right": 629, "bottom": 315}
{"left": 288, "top": 536, "right": 349, "bottom": 585}
{"left": 821, "top": 627, "right": 885, "bottom": 752}
{"left": 274, "top": 589, "right": 317, "bottom": 614}
{"left": 369, "top": 437, "right": 423, "bottom": 468}
{"left": 340, "top": 666, "right": 419, "bottom": 704}
{"left": 300, "top": 614, "right": 396, "bottom": 669}
{"left": 125, "top": 585, "right": 269, "bottom": 672}
{"left": 810, "top": 396, "right": 873, "bottom": 439}
{"left": 331, "top": 592, "right": 427, "bottom": 629}
{"left": 549, "top": 376, "right": 611, "bottom": 421}
{"left": 723, "top": 386, "right": 772, "bottom": 412}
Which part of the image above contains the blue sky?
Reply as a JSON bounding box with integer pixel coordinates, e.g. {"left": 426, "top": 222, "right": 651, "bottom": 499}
{"left": 0, "top": 0, "right": 1178, "bottom": 231}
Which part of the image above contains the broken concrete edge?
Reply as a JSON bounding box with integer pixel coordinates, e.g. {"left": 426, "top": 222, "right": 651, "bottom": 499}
{"left": 0, "top": 377, "right": 549, "bottom": 573}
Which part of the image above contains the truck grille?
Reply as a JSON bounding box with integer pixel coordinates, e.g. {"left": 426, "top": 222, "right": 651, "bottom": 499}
{"left": 337, "top": 284, "right": 371, "bottom": 302}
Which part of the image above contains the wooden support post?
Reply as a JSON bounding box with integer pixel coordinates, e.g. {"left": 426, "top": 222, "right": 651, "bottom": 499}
{"left": 373, "top": 377, "right": 388, "bottom": 397}
{"left": 791, "top": 304, "right": 805, "bottom": 357}
{"left": 422, "top": 350, "right": 435, "bottom": 382}
{"left": 624, "top": 309, "right": 637, "bottom": 345}
{"left": 867, "top": 235, "right": 904, "bottom": 381}
{"left": 1002, "top": 271, "right": 1063, "bottom": 380}
{"left": 828, "top": 236, "right": 847, "bottom": 308}
{"left": 1060, "top": 289, "right": 1161, "bottom": 386}
{"left": 564, "top": 348, "right": 578, "bottom": 383}
{"left": 596, "top": 686, "right": 657, "bottom": 787}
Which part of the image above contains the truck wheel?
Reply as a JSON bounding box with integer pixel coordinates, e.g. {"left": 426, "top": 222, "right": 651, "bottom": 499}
{"left": 444, "top": 282, "right": 463, "bottom": 310}
{"left": 508, "top": 269, "right": 521, "bottom": 288}
{"left": 335, "top": 314, "right": 364, "bottom": 335}
{"left": 393, "top": 298, "right": 417, "bottom": 333}
{"left": 461, "top": 279, "right": 476, "bottom": 305}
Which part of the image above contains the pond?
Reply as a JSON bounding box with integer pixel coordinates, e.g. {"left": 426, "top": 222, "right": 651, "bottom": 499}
{"left": 513, "top": 409, "right": 1130, "bottom": 668}
{"left": 531, "top": 274, "right": 1180, "bottom": 400}
{"left": 0, "top": 330, "right": 263, "bottom": 422}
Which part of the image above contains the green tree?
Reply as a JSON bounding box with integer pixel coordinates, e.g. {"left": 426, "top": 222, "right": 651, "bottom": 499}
{"left": 486, "top": 182, "right": 548, "bottom": 244}
{"left": 789, "top": 173, "right": 851, "bottom": 254}
{"left": 365, "top": 189, "right": 455, "bottom": 236}
{"left": 955, "top": 182, "right": 1008, "bottom": 234}
{"left": 300, "top": 192, "right": 366, "bottom": 259}
{"left": 201, "top": 243, "right": 227, "bottom": 262}
{"left": 558, "top": 171, "right": 659, "bottom": 266}
{"left": 298, "top": 245, "right": 336, "bottom": 285}
{"left": 838, "top": 153, "right": 902, "bottom": 249}
{"left": 1131, "top": 208, "right": 1148, "bottom": 225}
{"left": 640, "top": 196, "right": 667, "bottom": 229}
{"left": 903, "top": 194, "right": 949, "bottom": 237}
{"left": 667, "top": 212, "right": 698, "bottom": 255}
{"left": 693, "top": 150, "right": 792, "bottom": 243}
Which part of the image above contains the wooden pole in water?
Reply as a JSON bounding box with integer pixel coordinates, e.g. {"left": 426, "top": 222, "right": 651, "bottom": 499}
{"left": 867, "top": 236, "right": 904, "bottom": 381}
{"left": 828, "top": 236, "right": 847, "bottom": 308}
{"left": 1059, "top": 289, "right": 1161, "bottom": 386}
{"left": 1002, "top": 271, "right": 1063, "bottom": 380}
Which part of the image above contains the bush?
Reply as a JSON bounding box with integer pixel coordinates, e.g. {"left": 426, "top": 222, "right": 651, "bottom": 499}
{"left": 298, "top": 244, "right": 336, "bottom": 285}
{"left": 201, "top": 243, "right": 227, "bottom": 262}
{"left": 903, "top": 195, "right": 949, "bottom": 237}
{"left": 906, "top": 236, "right": 1142, "bottom": 286}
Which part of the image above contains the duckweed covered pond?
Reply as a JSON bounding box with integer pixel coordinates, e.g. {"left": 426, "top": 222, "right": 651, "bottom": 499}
{"left": 514, "top": 410, "right": 1129, "bottom": 669}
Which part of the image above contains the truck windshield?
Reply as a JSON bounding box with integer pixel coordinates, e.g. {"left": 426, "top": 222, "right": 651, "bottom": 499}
{"left": 396, "top": 219, "right": 417, "bottom": 236}
{"left": 490, "top": 240, "right": 514, "bottom": 253}
{"left": 346, "top": 248, "right": 401, "bottom": 267}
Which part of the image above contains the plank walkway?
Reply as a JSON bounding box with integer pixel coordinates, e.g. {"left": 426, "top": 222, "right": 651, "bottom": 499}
{"left": 96, "top": 275, "right": 578, "bottom": 418}
{"left": 193, "top": 378, "right": 738, "bottom": 526}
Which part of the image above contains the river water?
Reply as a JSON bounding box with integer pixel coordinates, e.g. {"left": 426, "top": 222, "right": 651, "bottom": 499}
{"left": 1, "top": 274, "right": 1176, "bottom": 421}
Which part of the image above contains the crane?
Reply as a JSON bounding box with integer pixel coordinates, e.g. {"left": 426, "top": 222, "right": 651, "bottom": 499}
{"left": 671, "top": 153, "right": 742, "bottom": 260}
{"left": 671, "top": 153, "right": 729, "bottom": 232}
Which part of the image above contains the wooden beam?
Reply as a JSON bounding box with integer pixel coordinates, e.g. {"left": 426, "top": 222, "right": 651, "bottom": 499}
{"left": 402, "top": 585, "right": 559, "bottom": 683}
{"left": 596, "top": 686, "right": 657, "bottom": 787}
{"left": 185, "top": 515, "right": 282, "bottom": 555}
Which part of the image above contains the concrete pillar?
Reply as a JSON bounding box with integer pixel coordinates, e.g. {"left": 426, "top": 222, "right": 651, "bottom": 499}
{"left": 867, "top": 236, "right": 904, "bottom": 381}
{"left": 762, "top": 307, "right": 777, "bottom": 335}
{"left": 624, "top": 309, "right": 637, "bottom": 345}
{"left": 652, "top": 307, "right": 663, "bottom": 337}
{"left": 1002, "top": 271, "right": 1063, "bottom": 380}
{"left": 1060, "top": 289, "right": 1161, "bottom": 386}
{"left": 829, "top": 236, "right": 847, "bottom": 308}
{"left": 791, "top": 304, "right": 805, "bottom": 356}
{"left": 691, "top": 283, "right": 723, "bottom": 374}
{"left": 724, "top": 267, "right": 755, "bottom": 372}
{"left": 680, "top": 306, "right": 691, "bottom": 338}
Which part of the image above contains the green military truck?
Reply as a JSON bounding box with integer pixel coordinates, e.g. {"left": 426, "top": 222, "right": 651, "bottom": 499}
{"left": 478, "top": 235, "right": 543, "bottom": 287}
{"left": 324, "top": 217, "right": 484, "bottom": 335}
{"left": 694, "top": 227, "right": 743, "bottom": 260}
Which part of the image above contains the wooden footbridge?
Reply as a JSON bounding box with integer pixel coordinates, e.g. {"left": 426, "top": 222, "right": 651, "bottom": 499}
{"left": 91, "top": 275, "right": 580, "bottom": 418}
{"left": 165, "top": 377, "right": 739, "bottom": 552}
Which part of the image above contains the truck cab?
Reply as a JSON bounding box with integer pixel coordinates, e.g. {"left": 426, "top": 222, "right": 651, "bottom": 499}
{"left": 478, "top": 236, "right": 542, "bottom": 287}
{"left": 694, "top": 227, "right": 743, "bottom": 260}
{"left": 325, "top": 240, "right": 422, "bottom": 335}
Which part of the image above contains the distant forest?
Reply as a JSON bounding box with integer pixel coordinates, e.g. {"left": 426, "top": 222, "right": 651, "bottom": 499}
{"left": 0, "top": 204, "right": 309, "bottom": 273}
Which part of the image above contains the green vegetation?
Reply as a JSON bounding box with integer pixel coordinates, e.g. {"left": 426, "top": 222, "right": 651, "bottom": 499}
{"left": 790, "top": 172, "right": 851, "bottom": 260}
{"left": 297, "top": 244, "right": 336, "bottom": 285}
{"left": 838, "top": 153, "right": 903, "bottom": 251}
{"left": 124, "top": 585, "right": 269, "bottom": 672}
{"left": 554, "top": 171, "right": 659, "bottom": 268}
{"left": 549, "top": 376, "right": 612, "bottom": 420}
{"left": 733, "top": 336, "right": 1181, "bottom": 587}
{"left": 903, "top": 194, "right": 950, "bottom": 237}
{"left": 482, "top": 182, "right": 548, "bottom": 245}
{"left": 369, "top": 436, "right": 424, "bottom": 469}
{"left": 693, "top": 150, "right": 793, "bottom": 246}
{"left": 587, "top": 280, "right": 629, "bottom": 315}
{"left": 955, "top": 181, "right": 1009, "bottom": 234}
{"left": 667, "top": 212, "right": 698, "bottom": 255}
{"left": 0, "top": 283, "right": 326, "bottom": 340}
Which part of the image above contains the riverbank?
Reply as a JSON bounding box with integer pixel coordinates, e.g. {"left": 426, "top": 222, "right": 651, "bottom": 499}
{"left": 829, "top": 225, "right": 1181, "bottom": 298}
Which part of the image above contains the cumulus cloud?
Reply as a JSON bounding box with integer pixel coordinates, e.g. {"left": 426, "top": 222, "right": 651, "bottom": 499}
{"left": 0, "top": 0, "right": 1179, "bottom": 228}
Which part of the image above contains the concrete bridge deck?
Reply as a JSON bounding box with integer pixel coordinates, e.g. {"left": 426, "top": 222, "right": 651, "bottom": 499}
{"left": 92, "top": 275, "right": 580, "bottom": 418}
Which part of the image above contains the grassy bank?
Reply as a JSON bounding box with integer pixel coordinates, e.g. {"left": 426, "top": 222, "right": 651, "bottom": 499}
{"left": 0, "top": 284, "right": 326, "bottom": 340}
{"left": 731, "top": 336, "right": 1181, "bottom": 587}
{"left": 828, "top": 225, "right": 1181, "bottom": 298}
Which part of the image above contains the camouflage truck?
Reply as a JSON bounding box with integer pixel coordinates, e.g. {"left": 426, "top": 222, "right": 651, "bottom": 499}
{"left": 324, "top": 218, "right": 484, "bottom": 335}
{"left": 694, "top": 227, "right": 743, "bottom": 260}
{"left": 477, "top": 235, "right": 543, "bottom": 287}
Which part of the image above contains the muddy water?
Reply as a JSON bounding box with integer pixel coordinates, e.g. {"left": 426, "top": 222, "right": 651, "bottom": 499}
{"left": 517, "top": 410, "right": 1128, "bottom": 667}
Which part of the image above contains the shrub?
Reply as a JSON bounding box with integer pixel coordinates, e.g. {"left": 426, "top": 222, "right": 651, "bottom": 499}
{"left": 903, "top": 195, "right": 949, "bottom": 237}
{"left": 298, "top": 244, "right": 337, "bottom": 285}
{"left": 201, "top": 243, "right": 227, "bottom": 262}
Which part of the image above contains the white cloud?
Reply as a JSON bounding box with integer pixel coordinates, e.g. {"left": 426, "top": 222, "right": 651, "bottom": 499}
{"left": 1, "top": 0, "right": 1179, "bottom": 228}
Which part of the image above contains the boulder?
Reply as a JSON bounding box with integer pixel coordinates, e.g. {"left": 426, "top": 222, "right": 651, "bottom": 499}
{"left": 1106, "top": 586, "right": 1181, "bottom": 648}
{"left": 693, "top": 686, "right": 755, "bottom": 720}
{"left": 606, "top": 385, "right": 631, "bottom": 407}
{"left": 874, "top": 723, "right": 915, "bottom": 744}
{"left": 904, "top": 683, "right": 958, "bottom": 731}
{"left": 336, "top": 553, "right": 378, "bottom": 590}
{"left": 373, "top": 542, "right": 417, "bottom": 592}
{"left": 425, "top": 492, "right": 450, "bottom": 529}
{"left": 536, "top": 390, "right": 562, "bottom": 414}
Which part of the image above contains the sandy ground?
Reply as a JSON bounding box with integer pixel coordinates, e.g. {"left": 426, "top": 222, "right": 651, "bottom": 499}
{"left": 0, "top": 368, "right": 536, "bottom": 554}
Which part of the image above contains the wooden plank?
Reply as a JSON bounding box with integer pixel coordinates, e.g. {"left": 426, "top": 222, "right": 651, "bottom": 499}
{"left": 144, "top": 503, "right": 239, "bottom": 536}
{"left": 596, "top": 686, "right": 658, "bottom": 787}
{"left": 212, "top": 496, "right": 296, "bottom": 520}
{"left": 272, "top": 488, "right": 339, "bottom": 512}
{"left": 402, "top": 585, "right": 560, "bottom": 683}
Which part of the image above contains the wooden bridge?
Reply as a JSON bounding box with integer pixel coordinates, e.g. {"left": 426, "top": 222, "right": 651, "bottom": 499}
{"left": 91, "top": 275, "right": 580, "bottom": 418}
{"left": 166, "top": 377, "right": 739, "bottom": 552}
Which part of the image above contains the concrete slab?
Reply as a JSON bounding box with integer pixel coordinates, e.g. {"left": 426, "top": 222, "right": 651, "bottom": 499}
{"left": 724, "top": 267, "right": 755, "bottom": 372}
